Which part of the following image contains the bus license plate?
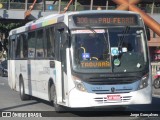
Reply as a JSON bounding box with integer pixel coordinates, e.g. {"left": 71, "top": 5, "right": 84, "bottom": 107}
{"left": 107, "top": 95, "right": 121, "bottom": 101}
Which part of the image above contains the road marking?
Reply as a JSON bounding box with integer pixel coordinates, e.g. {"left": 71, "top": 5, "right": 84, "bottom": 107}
{"left": 0, "top": 83, "right": 5, "bottom": 86}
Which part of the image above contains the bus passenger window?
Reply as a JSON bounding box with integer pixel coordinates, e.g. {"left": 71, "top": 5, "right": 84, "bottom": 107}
{"left": 36, "top": 30, "right": 44, "bottom": 58}
{"left": 15, "top": 35, "right": 20, "bottom": 59}
{"left": 28, "top": 32, "right": 36, "bottom": 58}
{"left": 22, "top": 33, "right": 28, "bottom": 58}
{"left": 45, "top": 27, "right": 55, "bottom": 58}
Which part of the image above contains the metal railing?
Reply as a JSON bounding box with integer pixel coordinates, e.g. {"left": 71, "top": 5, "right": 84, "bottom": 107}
{"left": 0, "top": 2, "right": 160, "bottom": 13}
{"left": 140, "top": 7, "right": 160, "bottom": 13}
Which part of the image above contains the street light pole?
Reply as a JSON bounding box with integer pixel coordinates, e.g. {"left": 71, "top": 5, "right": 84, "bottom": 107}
{"left": 25, "top": 0, "right": 28, "bottom": 11}
{"left": 75, "top": 0, "right": 77, "bottom": 11}
{"left": 58, "top": 0, "right": 61, "bottom": 13}
{"left": 106, "top": 0, "right": 108, "bottom": 10}
{"left": 90, "top": 0, "right": 93, "bottom": 10}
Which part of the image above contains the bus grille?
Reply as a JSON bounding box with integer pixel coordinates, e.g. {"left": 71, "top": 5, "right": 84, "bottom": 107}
{"left": 87, "top": 77, "right": 138, "bottom": 85}
{"left": 94, "top": 96, "right": 132, "bottom": 104}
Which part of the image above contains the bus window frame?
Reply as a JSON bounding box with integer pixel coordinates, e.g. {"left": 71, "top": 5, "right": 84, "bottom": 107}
{"left": 9, "top": 35, "right": 16, "bottom": 60}
{"left": 35, "top": 28, "right": 45, "bottom": 59}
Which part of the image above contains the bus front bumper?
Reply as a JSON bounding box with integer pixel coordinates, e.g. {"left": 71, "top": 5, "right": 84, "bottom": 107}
{"left": 68, "top": 86, "right": 152, "bottom": 108}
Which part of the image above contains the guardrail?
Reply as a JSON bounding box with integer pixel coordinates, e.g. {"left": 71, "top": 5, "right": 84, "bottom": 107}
{"left": 0, "top": 2, "right": 159, "bottom": 13}
{"left": 0, "top": 2, "right": 116, "bottom": 11}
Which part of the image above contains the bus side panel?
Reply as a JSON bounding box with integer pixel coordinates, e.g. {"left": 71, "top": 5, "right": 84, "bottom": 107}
{"left": 14, "top": 60, "right": 28, "bottom": 92}
{"left": 26, "top": 60, "right": 37, "bottom": 96}
{"left": 66, "top": 48, "right": 75, "bottom": 107}
{"left": 55, "top": 61, "right": 63, "bottom": 103}
{"left": 34, "top": 60, "right": 51, "bottom": 101}
{"left": 8, "top": 60, "right": 16, "bottom": 90}
{"left": 8, "top": 60, "right": 11, "bottom": 89}
{"left": 22, "top": 60, "right": 29, "bottom": 93}
{"left": 15, "top": 60, "right": 21, "bottom": 92}
{"left": 14, "top": 60, "right": 37, "bottom": 97}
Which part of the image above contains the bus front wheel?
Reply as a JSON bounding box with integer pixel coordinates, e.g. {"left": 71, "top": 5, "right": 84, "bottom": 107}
{"left": 50, "top": 84, "right": 65, "bottom": 112}
{"left": 19, "top": 80, "right": 30, "bottom": 101}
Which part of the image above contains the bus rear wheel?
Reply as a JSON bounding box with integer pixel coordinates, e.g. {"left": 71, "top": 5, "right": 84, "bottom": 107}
{"left": 50, "top": 84, "right": 65, "bottom": 113}
{"left": 19, "top": 80, "right": 30, "bottom": 101}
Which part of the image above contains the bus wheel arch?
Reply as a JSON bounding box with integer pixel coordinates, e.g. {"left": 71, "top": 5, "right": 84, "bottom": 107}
{"left": 19, "top": 75, "right": 30, "bottom": 101}
{"left": 48, "top": 78, "right": 54, "bottom": 101}
{"left": 49, "top": 79, "right": 65, "bottom": 112}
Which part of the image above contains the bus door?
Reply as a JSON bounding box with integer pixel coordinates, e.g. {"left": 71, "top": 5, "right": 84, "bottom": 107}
{"left": 8, "top": 35, "right": 16, "bottom": 90}
{"left": 60, "top": 34, "right": 68, "bottom": 102}
{"left": 55, "top": 26, "right": 68, "bottom": 103}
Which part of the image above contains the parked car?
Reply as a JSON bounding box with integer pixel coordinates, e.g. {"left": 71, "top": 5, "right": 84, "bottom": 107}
{"left": 0, "top": 60, "right": 8, "bottom": 77}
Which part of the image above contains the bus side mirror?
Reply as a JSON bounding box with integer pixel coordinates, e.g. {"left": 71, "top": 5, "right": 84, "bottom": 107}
{"left": 58, "top": 28, "right": 70, "bottom": 47}
{"left": 66, "top": 33, "right": 71, "bottom": 47}
{"left": 145, "top": 26, "right": 150, "bottom": 41}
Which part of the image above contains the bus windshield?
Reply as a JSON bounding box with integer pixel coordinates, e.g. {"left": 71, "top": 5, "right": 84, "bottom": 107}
{"left": 71, "top": 27, "right": 148, "bottom": 73}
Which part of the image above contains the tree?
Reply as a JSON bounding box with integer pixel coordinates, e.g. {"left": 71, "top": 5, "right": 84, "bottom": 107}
{"left": 0, "top": 21, "right": 27, "bottom": 60}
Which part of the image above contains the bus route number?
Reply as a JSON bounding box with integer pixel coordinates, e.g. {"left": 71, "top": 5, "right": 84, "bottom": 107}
{"left": 77, "top": 17, "right": 88, "bottom": 24}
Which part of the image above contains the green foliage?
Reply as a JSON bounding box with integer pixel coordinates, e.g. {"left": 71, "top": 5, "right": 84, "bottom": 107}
{"left": 0, "top": 0, "right": 8, "bottom": 2}
{"left": 0, "top": 22, "right": 23, "bottom": 33}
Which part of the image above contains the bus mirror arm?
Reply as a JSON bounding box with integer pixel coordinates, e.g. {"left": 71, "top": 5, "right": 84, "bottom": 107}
{"left": 145, "top": 25, "right": 150, "bottom": 41}
{"left": 147, "top": 29, "right": 150, "bottom": 41}
{"left": 66, "top": 33, "right": 71, "bottom": 47}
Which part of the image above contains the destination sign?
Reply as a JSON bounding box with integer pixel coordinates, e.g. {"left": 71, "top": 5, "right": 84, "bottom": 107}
{"left": 72, "top": 14, "right": 138, "bottom": 27}
{"left": 80, "top": 61, "right": 111, "bottom": 68}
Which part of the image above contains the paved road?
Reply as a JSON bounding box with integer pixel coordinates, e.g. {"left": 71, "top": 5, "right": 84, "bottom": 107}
{"left": 0, "top": 77, "right": 160, "bottom": 120}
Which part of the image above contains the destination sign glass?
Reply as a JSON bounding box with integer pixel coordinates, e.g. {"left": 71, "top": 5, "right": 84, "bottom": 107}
{"left": 72, "top": 13, "right": 139, "bottom": 27}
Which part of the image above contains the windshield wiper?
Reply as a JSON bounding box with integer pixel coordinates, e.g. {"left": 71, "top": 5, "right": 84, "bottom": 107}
{"left": 118, "top": 26, "right": 130, "bottom": 52}
{"left": 85, "top": 26, "right": 97, "bottom": 33}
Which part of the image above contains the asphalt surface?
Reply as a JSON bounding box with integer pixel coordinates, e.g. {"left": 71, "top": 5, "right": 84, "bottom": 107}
{"left": 0, "top": 76, "right": 160, "bottom": 120}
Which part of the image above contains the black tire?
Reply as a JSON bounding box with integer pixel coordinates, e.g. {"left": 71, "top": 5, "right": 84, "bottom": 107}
{"left": 153, "top": 78, "right": 160, "bottom": 89}
{"left": 19, "top": 80, "right": 30, "bottom": 101}
{"left": 50, "top": 84, "right": 65, "bottom": 113}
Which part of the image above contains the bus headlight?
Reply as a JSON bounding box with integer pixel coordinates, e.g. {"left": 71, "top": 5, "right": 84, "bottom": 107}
{"left": 138, "top": 74, "right": 149, "bottom": 89}
{"left": 74, "top": 80, "right": 87, "bottom": 92}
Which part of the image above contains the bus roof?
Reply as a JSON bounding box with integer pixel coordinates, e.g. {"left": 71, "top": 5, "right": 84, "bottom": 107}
{"left": 9, "top": 10, "right": 140, "bottom": 36}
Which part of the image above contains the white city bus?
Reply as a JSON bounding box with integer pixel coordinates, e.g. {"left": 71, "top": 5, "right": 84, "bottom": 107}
{"left": 8, "top": 10, "right": 152, "bottom": 112}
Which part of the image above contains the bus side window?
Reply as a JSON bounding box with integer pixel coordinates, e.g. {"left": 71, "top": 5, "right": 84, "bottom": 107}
{"left": 15, "top": 35, "right": 20, "bottom": 59}
{"left": 8, "top": 35, "right": 16, "bottom": 60}
{"left": 145, "top": 25, "right": 150, "bottom": 41}
{"left": 19, "top": 35, "right": 24, "bottom": 58}
{"left": 36, "top": 29, "right": 44, "bottom": 58}
{"left": 22, "top": 33, "right": 28, "bottom": 58}
{"left": 28, "top": 32, "right": 36, "bottom": 58}
{"left": 45, "top": 26, "right": 55, "bottom": 58}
